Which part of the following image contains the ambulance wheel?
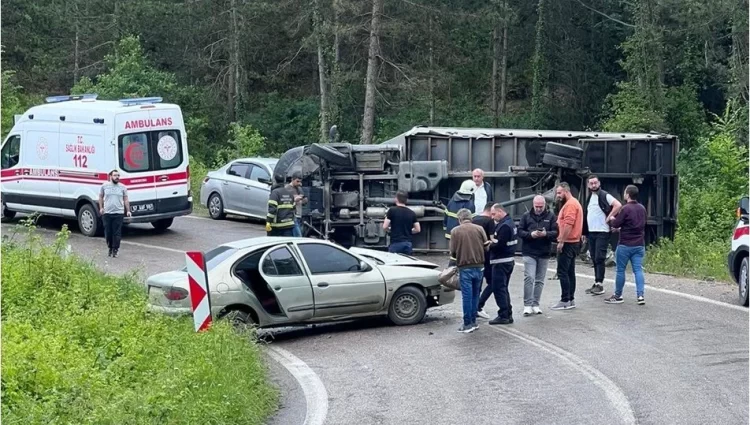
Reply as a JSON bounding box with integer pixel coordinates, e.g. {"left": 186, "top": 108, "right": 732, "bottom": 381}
{"left": 208, "top": 193, "right": 226, "bottom": 220}
{"left": 1, "top": 204, "right": 15, "bottom": 222}
{"left": 78, "top": 203, "right": 102, "bottom": 237}
{"left": 151, "top": 218, "right": 174, "bottom": 232}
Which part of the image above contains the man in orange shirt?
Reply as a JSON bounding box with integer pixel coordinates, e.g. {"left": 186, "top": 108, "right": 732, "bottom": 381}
{"left": 551, "top": 182, "right": 583, "bottom": 311}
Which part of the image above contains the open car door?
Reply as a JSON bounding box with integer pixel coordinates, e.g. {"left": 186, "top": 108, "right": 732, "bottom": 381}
{"left": 258, "top": 245, "right": 315, "bottom": 322}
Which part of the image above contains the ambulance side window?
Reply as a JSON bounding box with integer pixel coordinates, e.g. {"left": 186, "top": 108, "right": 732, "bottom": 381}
{"left": 1, "top": 135, "right": 21, "bottom": 170}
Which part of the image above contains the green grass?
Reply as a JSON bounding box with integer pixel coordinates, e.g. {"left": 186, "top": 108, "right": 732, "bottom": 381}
{"left": 1, "top": 224, "right": 278, "bottom": 425}
{"left": 645, "top": 231, "right": 731, "bottom": 281}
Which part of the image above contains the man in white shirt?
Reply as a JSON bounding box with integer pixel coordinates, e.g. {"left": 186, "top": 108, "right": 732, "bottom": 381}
{"left": 582, "top": 175, "right": 622, "bottom": 295}
{"left": 472, "top": 168, "right": 493, "bottom": 213}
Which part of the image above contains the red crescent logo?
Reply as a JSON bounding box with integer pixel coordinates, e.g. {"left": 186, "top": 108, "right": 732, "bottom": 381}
{"left": 124, "top": 143, "right": 144, "bottom": 168}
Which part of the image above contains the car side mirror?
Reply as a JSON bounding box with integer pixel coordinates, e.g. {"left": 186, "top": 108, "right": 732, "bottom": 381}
{"left": 359, "top": 260, "right": 371, "bottom": 272}
{"left": 258, "top": 177, "right": 272, "bottom": 186}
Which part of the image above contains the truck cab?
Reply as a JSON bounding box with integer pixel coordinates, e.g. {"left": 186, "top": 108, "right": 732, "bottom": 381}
{"left": 728, "top": 196, "right": 749, "bottom": 306}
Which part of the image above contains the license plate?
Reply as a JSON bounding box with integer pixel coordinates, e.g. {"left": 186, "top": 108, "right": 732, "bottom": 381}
{"left": 131, "top": 203, "right": 154, "bottom": 213}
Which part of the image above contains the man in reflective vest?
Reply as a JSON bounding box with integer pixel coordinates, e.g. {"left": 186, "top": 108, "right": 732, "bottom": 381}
{"left": 488, "top": 203, "right": 518, "bottom": 325}
{"left": 267, "top": 171, "right": 306, "bottom": 236}
{"left": 444, "top": 180, "right": 476, "bottom": 264}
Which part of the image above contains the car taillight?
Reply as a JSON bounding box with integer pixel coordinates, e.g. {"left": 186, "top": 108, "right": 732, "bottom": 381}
{"left": 163, "top": 287, "right": 188, "bottom": 301}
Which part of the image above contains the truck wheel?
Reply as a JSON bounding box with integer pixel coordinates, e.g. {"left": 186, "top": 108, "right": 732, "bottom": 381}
{"left": 151, "top": 218, "right": 174, "bottom": 232}
{"left": 542, "top": 153, "right": 582, "bottom": 170}
{"left": 1, "top": 203, "right": 16, "bottom": 222}
{"left": 208, "top": 193, "right": 226, "bottom": 220}
{"left": 78, "top": 203, "right": 102, "bottom": 237}
{"left": 739, "top": 257, "right": 748, "bottom": 307}
{"left": 545, "top": 141, "right": 583, "bottom": 159}
{"left": 388, "top": 286, "right": 427, "bottom": 326}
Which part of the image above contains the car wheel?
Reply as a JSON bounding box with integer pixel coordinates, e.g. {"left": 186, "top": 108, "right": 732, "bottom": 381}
{"left": 151, "top": 218, "right": 174, "bottom": 231}
{"left": 78, "top": 203, "right": 102, "bottom": 237}
{"left": 544, "top": 141, "right": 583, "bottom": 159}
{"left": 208, "top": 193, "right": 226, "bottom": 220}
{"left": 220, "top": 309, "right": 258, "bottom": 331}
{"left": 739, "top": 257, "right": 749, "bottom": 307}
{"left": 1, "top": 202, "right": 16, "bottom": 222}
{"left": 388, "top": 285, "right": 427, "bottom": 326}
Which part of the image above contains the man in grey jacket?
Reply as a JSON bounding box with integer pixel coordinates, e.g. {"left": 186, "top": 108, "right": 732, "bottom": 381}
{"left": 517, "top": 195, "right": 558, "bottom": 315}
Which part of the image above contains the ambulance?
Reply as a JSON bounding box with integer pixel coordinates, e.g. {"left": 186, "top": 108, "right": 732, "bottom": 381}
{"left": 0, "top": 94, "right": 193, "bottom": 236}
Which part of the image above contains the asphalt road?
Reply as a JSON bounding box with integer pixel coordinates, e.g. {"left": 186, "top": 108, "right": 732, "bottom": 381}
{"left": 3, "top": 214, "right": 748, "bottom": 425}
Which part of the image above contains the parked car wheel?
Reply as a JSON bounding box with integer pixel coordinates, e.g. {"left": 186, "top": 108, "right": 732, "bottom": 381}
{"left": 739, "top": 257, "right": 749, "bottom": 307}
{"left": 388, "top": 285, "right": 427, "bottom": 326}
{"left": 208, "top": 193, "right": 226, "bottom": 220}
{"left": 151, "top": 218, "right": 174, "bottom": 231}
{"left": 78, "top": 203, "right": 102, "bottom": 237}
{"left": 545, "top": 141, "right": 583, "bottom": 159}
{"left": 1, "top": 203, "right": 16, "bottom": 222}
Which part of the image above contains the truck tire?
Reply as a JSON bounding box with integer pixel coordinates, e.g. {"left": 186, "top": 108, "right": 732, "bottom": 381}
{"left": 542, "top": 152, "right": 582, "bottom": 170}
{"left": 151, "top": 218, "right": 174, "bottom": 232}
{"left": 208, "top": 193, "right": 226, "bottom": 220}
{"left": 78, "top": 203, "right": 102, "bottom": 237}
{"left": 388, "top": 285, "right": 427, "bottom": 326}
{"left": 308, "top": 143, "right": 352, "bottom": 167}
{"left": 545, "top": 141, "right": 583, "bottom": 159}
{"left": 739, "top": 257, "right": 749, "bottom": 307}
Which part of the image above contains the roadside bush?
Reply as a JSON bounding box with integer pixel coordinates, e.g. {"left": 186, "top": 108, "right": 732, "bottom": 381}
{"left": 645, "top": 232, "right": 730, "bottom": 281}
{"left": 1, "top": 226, "right": 277, "bottom": 425}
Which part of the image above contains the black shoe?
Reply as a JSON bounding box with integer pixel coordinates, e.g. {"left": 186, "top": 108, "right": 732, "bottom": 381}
{"left": 108, "top": 249, "right": 112, "bottom": 257}
{"left": 489, "top": 317, "right": 513, "bottom": 325}
{"left": 112, "top": 250, "right": 118, "bottom": 258}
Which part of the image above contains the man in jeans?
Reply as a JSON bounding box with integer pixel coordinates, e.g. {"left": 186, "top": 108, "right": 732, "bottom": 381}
{"left": 582, "top": 175, "right": 622, "bottom": 295}
{"left": 450, "top": 208, "right": 488, "bottom": 333}
{"left": 472, "top": 203, "right": 496, "bottom": 319}
{"left": 551, "top": 182, "right": 583, "bottom": 311}
{"left": 604, "top": 185, "right": 647, "bottom": 305}
{"left": 517, "top": 195, "right": 558, "bottom": 315}
{"left": 99, "top": 170, "right": 131, "bottom": 258}
{"left": 383, "top": 191, "right": 420, "bottom": 254}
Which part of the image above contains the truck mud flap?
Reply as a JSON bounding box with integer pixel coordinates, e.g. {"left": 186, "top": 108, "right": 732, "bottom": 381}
{"left": 308, "top": 143, "right": 353, "bottom": 167}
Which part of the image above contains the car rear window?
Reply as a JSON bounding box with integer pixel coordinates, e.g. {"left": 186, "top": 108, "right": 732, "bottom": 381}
{"left": 180, "top": 246, "right": 238, "bottom": 272}
{"left": 119, "top": 130, "right": 183, "bottom": 173}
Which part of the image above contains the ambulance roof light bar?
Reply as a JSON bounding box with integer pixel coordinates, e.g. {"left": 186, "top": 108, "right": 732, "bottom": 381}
{"left": 45, "top": 93, "right": 98, "bottom": 103}
{"left": 119, "top": 97, "right": 163, "bottom": 106}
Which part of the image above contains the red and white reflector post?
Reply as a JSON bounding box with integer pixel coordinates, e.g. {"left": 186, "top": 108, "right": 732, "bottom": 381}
{"left": 186, "top": 251, "right": 212, "bottom": 332}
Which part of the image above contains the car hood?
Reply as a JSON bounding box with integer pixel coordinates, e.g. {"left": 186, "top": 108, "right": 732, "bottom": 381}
{"left": 349, "top": 247, "right": 439, "bottom": 269}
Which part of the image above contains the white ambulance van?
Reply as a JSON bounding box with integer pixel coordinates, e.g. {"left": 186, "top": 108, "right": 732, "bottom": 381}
{"left": 0, "top": 94, "right": 193, "bottom": 236}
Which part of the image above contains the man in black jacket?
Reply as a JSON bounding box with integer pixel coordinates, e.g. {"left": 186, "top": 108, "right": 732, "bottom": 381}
{"left": 517, "top": 195, "right": 558, "bottom": 315}
{"left": 488, "top": 203, "right": 518, "bottom": 325}
{"left": 472, "top": 203, "right": 496, "bottom": 319}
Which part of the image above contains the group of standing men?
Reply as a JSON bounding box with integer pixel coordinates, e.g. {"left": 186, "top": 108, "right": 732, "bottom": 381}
{"left": 442, "top": 171, "right": 648, "bottom": 333}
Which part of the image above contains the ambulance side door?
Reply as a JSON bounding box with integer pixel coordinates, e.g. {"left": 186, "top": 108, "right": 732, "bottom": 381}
{"left": 23, "top": 122, "right": 62, "bottom": 215}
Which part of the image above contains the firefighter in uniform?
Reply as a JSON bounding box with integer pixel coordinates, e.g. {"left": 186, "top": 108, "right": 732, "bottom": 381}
{"left": 267, "top": 171, "right": 306, "bottom": 236}
{"left": 488, "top": 203, "right": 518, "bottom": 325}
{"left": 444, "top": 179, "right": 476, "bottom": 264}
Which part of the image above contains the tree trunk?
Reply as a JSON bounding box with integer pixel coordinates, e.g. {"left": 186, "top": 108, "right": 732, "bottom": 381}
{"left": 73, "top": 1, "right": 80, "bottom": 85}
{"left": 499, "top": 14, "right": 508, "bottom": 115}
{"left": 531, "top": 0, "right": 548, "bottom": 128}
{"left": 227, "top": 0, "right": 240, "bottom": 121}
{"left": 491, "top": 26, "right": 500, "bottom": 126}
{"left": 313, "top": 0, "right": 329, "bottom": 143}
{"left": 361, "top": 0, "right": 383, "bottom": 145}
{"left": 429, "top": 14, "right": 435, "bottom": 125}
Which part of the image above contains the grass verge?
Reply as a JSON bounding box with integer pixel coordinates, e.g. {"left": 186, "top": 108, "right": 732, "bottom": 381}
{"left": 1, "top": 223, "right": 278, "bottom": 425}
{"left": 645, "top": 231, "right": 731, "bottom": 281}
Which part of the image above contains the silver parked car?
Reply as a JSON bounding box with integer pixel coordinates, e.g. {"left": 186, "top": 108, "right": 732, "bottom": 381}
{"left": 145, "top": 237, "right": 456, "bottom": 328}
{"left": 199, "top": 157, "right": 278, "bottom": 220}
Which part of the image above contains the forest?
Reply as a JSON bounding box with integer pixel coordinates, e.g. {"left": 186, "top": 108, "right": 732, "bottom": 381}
{"left": 2, "top": 0, "right": 749, "bottom": 279}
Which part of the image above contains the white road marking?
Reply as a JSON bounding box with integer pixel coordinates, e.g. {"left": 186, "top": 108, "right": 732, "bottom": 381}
{"left": 486, "top": 325, "right": 637, "bottom": 425}
{"left": 183, "top": 214, "right": 211, "bottom": 220}
{"left": 120, "top": 240, "right": 185, "bottom": 254}
{"left": 514, "top": 262, "right": 748, "bottom": 313}
{"left": 266, "top": 345, "right": 329, "bottom": 425}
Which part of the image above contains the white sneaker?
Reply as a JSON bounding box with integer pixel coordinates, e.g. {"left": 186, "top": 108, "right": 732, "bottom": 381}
{"left": 532, "top": 306, "right": 543, "bottom": 315}
{"left": 523, "top": 306, "right": 534, "bottom": 316}
{"left": 477, "top": 309, "right": 490, "bottom": 320}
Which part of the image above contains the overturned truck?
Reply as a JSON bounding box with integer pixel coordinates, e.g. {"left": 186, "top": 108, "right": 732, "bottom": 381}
{"left": 273, "top": 127, "right": 678, "bottom": 253}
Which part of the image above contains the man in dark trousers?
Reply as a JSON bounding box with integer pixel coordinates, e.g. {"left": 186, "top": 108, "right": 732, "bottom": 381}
{"left": 551, "top": 182, "right": 584, "bottom": 311}
{"left": 517, "top": 195, "right": 558, "bottom": 315}
{"left": 98, "top": 170, "right": 131, "bottom": 258}
{"left": 472, "top": 203, "right": 496, "bottom": 319}
{"left": 267, "top": 171, "right": 306, "bottom": 236}
{"left": 383, "top": 191, "right": 421, "bottom": 254}
{"left": 582, "top": 175, "right": 621, "bottom": 295}
{"left": 488, "top": 203, "right": 518, "bottom": 325}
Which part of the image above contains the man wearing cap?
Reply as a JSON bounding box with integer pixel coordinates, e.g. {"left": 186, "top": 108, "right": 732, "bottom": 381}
{"left": 444, "top": 180, "right": 476, "bottom": 251}
{"left": 267, "top": 172, "right": 306, "bottom": 237}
